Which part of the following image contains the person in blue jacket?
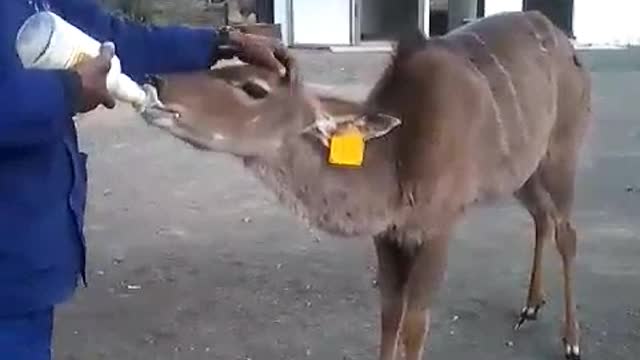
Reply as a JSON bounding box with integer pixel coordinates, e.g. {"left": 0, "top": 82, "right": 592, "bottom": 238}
{"left": 0, "top": 0, "right": 288, "bottom": 358}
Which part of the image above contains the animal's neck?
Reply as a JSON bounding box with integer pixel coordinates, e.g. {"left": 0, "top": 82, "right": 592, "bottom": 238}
{"left": 243, "top": 135, "right": 400, "bottom": 237}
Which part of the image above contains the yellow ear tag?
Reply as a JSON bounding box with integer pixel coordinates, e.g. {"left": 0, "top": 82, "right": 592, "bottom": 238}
{"left": 328, "top": 126, "right": 365, "bottom": 167}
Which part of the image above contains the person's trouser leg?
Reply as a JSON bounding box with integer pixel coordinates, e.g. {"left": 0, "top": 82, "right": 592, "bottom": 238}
{"left": 0, "top": 307, "right": 54, "bottom": 360}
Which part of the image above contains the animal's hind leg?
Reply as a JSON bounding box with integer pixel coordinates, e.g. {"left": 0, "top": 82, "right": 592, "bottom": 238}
{"left": 555, "top": 218, "right": 580, "bottom": 360}
{"left": 514, "top": 172, "right": 556, "bottom": 329}
{"left": 540, "top": 153, "right": 582, "bottom": 360}
{"left": 541, "top": 50, "right": 590, "bottom": 360}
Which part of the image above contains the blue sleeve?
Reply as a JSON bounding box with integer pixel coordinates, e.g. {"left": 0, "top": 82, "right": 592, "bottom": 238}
{"left": 0, "top": 70, "right": 74, "bottom": 147}
{"left": 50, "top": 0, "right": 221, "bottom": 82}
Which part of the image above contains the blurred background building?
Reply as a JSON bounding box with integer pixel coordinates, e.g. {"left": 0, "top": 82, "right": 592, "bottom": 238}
{"left": 101, "top": 0, "right": 640, "bottom": 48}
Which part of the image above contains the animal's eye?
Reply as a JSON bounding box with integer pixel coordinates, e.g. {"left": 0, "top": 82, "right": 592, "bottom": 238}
{"left": 240, "top": 78, "right": 271, "bottom": 99}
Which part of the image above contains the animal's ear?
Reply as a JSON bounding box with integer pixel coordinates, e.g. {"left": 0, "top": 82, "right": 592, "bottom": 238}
{"left": 302, "top": 112, "right": 401, "bottom": 148}
{"left": 281, "top": 54, "right": 300, "bottom": 86}
{"left": 302, "top": 112, "right": 337, "bottom": 147}
{"left": 355, "top": 113, "right": 402, "bottom": 141}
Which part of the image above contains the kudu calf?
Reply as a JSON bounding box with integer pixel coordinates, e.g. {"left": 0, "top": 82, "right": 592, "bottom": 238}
{"left": 141, "top": 10, "right": 591, "bottom": 360}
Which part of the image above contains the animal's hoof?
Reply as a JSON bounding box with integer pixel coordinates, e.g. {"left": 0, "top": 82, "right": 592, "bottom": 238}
{"left": 563, "top": 338, "right": 581, "bottom": 360}
{"left": 513, "top": 301, "right": 546, "bottom": 330}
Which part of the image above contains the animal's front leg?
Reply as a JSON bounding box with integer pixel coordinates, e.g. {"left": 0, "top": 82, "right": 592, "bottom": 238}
{"left": 374, "top": 232, "right": 410, "bottom": 360}
{"left": 401, "top": 232, "right": 450, "bottom": 360}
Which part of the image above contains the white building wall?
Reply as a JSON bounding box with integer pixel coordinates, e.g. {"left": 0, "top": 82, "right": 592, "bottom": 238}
{"left": 573, "top": 0, "right": 640, "bottom": 46}
{"left": 274, "top": 0, "right": 352, "bottom": 46}
{"left": 273, "top": 0, "right": 289, "bottom": 45}
{"left": 290, "top": 0, "right": 351, "bottom": 45}
{"left": 275, "top": 0, "right": 640, "bottom": 48}
{"left": 484, "top": 0, "right": 522, "bottom": 16}
{"left": 423, "top": 0, "right": 430, "bottom": 36}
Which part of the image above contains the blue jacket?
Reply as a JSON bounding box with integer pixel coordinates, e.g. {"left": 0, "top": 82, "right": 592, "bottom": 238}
{"left": 0, "top": 0, "right": 220, "bottom": 316}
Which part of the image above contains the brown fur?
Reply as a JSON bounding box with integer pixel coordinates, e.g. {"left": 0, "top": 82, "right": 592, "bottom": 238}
{"left": 143, "top": 10, "right": 591, "bottom": 360}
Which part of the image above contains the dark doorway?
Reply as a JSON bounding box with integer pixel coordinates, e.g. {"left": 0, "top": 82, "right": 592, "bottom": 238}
{"left": 360, "top": 0, "right": 420, "bottom": 41}
{"left": 430, "top": 1, "right": 449, "bottom": 36}
{"left": 430, "top": 10, "right": 448, "bottom": 35}
{"left": 524, "top": 0, "right": 574, "bottom": 38}
{"left": 255, "top": 0, "right": 274, "bottom": 23}
{"left": 477, "top": 0, "right": 485, "bottom": 17}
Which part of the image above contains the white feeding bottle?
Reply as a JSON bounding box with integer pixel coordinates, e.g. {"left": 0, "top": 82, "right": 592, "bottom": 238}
{"left": 15, "top": 11, "right": 147, "bottom": 108}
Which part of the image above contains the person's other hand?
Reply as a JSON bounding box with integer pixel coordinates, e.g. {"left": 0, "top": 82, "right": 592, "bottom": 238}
{"left": 72, "top": 42, "right": 117, "bottom": 113}
{"left": 227, "top": 31, "right": 289, "bottom": 77}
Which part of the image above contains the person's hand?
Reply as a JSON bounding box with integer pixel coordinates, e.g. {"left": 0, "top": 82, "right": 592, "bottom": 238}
{"left": 226, "top": 30, "right": 289, "bottom": 77}
{"left": 71, "top": 42, "right": 117, "bottom": 113}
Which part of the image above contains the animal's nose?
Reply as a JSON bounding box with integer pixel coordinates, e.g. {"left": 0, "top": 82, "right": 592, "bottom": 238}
{"left": 139, "top": 84, "right": 181, "bottom": 128}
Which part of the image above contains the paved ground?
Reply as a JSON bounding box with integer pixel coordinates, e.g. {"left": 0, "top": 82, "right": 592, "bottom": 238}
{"left": 53, "top": 48, "right": 640, "bottom": 360}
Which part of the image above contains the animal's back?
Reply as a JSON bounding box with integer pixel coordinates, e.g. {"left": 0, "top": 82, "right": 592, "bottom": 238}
{"left": 372, "top": 11, "right": 590, "bottom": 215}
{"left": 439, "top": 11, "right": 590, "bottom": 201}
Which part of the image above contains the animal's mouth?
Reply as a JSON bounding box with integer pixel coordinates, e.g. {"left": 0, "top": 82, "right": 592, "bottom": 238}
{"left": 138, "top": 84, "right": 182, "bottom": 129}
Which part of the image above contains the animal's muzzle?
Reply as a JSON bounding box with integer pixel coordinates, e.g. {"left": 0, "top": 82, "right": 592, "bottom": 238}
{"left": 138, "top": 83, "right": 181, "bottom": 128}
